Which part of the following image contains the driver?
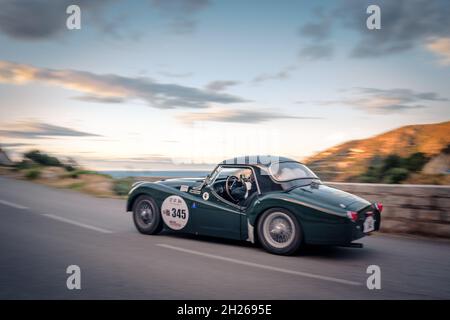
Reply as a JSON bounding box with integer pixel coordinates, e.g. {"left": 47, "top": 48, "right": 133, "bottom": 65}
{"left": 230, "top": 174, "right": 253, "bottom": 202}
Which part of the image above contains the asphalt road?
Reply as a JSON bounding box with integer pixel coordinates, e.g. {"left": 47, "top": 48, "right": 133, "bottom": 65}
{"left": 1, "top": 176, "right": 449, "bottom": 299}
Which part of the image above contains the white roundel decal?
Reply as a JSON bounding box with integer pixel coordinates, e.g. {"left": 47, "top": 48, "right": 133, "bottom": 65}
{"left": 161, "top": 195, "right": 189, "bottom": 230}
{"left": 202, "top": 192, "right": 209, "bottom": 201}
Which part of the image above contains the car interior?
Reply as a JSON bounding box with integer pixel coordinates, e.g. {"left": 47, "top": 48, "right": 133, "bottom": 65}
{"left": 209, "top": 167, "right": 258, "bottom": 206}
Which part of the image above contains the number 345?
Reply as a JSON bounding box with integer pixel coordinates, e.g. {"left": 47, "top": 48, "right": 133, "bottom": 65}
{"left": 171, "top": 208, "right": 186, "bottom": 219}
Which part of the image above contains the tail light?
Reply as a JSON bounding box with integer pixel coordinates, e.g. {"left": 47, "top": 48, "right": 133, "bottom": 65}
{"left": 374, "top": 202, "right": 383, "bottom": 213}
{"left": 346, "top": 211, "right": 358, "bottom": 222}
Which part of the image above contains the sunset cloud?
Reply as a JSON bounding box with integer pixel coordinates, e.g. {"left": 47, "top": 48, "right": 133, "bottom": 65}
{"left": 0, "top": 122, "right": 102, "bottom": 139}
{"left": 0, "top": 61, "right": 247, "bottom": 109}
{"left": 426, "top": 37, "right": 450, "bottom": 66}
{"left": 300, "top": 88, "right": 448, "bottom": 114}
{"left": 177, "top": 108, "right": 322, "bottom": 124}
{"left": 205, "top": 80, "right": 240, "bottom": 92}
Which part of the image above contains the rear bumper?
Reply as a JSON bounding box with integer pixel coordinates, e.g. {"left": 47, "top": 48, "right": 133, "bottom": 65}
{"left": 351, "top": 205, "right": 381, "bottom": 241}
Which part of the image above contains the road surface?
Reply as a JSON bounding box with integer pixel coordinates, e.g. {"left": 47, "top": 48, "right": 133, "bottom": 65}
{"left": 1, "top": 176, "right": 449, "bottom": 299}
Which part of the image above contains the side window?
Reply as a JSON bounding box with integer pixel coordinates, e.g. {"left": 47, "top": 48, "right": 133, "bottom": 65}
{"left": 212, "top": 167, "right": 253, "bottom": 184}
{"left": 209, "top": 166, "right": 257, "bottom": 204}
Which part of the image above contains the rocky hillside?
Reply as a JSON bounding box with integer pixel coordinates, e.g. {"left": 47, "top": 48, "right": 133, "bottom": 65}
{"left": 306, "top": 121, "right": 450, "bottom": 183}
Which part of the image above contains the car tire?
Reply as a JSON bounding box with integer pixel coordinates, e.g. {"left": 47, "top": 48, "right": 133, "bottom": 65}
{"left": 257, "top": 208, "right": 302, "bottom": 255}
{"left": 132, "top": 195, "right": 163, "bottom": 235}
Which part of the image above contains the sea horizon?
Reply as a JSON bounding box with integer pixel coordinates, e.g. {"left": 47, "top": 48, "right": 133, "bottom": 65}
{"left": 99, "top": 170, "right": 211, "bottom": 179}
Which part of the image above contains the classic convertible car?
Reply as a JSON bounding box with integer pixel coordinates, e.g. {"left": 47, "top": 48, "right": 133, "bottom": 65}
{"left": 126, "top": 156, "right": 382, "bottom": 255}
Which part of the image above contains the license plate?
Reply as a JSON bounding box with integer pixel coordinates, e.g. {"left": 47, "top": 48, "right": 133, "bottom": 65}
{"left": 363, "top": 216, "right": 375, "bottom": 233}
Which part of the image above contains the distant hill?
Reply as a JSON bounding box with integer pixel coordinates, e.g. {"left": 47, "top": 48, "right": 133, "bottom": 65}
{"left": 305, "top": 121, "right": 450, "bottom": 182}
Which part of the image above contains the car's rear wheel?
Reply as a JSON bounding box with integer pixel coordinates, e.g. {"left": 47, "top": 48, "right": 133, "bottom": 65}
{"left": 132, "top": 195, "right": 163, "bottom": 235}
{"left": 257, "top": 208, "right": 302, "bottom": 255}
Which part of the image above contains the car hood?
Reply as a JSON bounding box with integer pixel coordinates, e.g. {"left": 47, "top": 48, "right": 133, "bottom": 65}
{"left": 157, "top": 177, "right": 205, "bottom": 188}
{"left": 288, "top": 183, "right": 370, "bottom": 212}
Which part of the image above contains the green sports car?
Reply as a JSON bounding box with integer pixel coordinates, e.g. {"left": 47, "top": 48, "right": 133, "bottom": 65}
{"left": 126, "top": 156, "right": 382, "bottom": 255}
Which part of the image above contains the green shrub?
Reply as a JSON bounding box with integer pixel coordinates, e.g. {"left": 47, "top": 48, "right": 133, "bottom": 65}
{"left": 14, "top": 160, "right": 34, "bottom": 170}
{"left": 383, "top": 167, "right": 409, "bottom": 184}
{"left": 68, "top": 182, "right": 85, "bottom": 190}
{"left": 24, "top": 150, "right": 61, "bottom": 167}
{"left": 63, "top": 164, "right": 76, "bottom": 172}
{"left": 403, "top": 152, "right": 428, "bottom": 172}
{"left": 62, "top": 169, "right": 111, "bottom": 179}
{"left": 113, "top": 178, "right": 134, "bottom": 196}
{"left": 358, "top": 175, "right": 378, "bottom": 183}
{"left": 25, "top": 169, "right": 41, "bottom": 180}
{"left": 381, "top": 154, "right": 403, "bottom": 172}
{"left": 360, "top": 152, "right": 429, "bottom": 183}
{"left": 65, "top": 171, "right": 80, "bottom": 179}
{"left": 442, "top": 144, "right": 450, "bottom": 155}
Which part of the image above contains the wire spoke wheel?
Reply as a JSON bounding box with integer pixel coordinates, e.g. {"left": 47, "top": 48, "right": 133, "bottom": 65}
{"left": 138, "top": 200, "right": 155, "bottom": 225}
{"left": 262, "top": 211, "right": 297, "bottom": 250}
{"left": 132, "top": 195, "right": 163, "bottom": 235}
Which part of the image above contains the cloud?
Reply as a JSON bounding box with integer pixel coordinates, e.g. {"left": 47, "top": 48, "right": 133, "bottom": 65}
{"left": 0, "top": 0, "right": 117, "bottom": 40}
{"left": 0, "top": 122, "right": 102, "bottom": 139}
{"left": 252, "top": 66, "right": 297, "bottom": 84}
{"left": 0, "top": 0, "right": 208, "bottom": 40}
{"left": 298, "top": 7, "right": 334, "bottom": 60}
{"left": 308, "top": 87, "right": 448, "bottom": 114}
{"left": 0, "top": 142, "right": 32, "bottom": 148}
{"left": 298, "top": 8, "right": 332, "bottom": 41}
{"left": 299, "top": 44, "right": 334, "bottom": 60}
{"left": 158, "top": 71, "right": 194, "bottom": 78}
{"left": 338, "top": 0, "right": 450, "bottom": 58}
{"left": 298, "top": 0, "right": 450, "bottom": 60}
{"left": 177, "top": 108, "right": 322, "bottom": 124}
{"left": 151, "top": 0, "right": 210, "bottom": 14}
{"left": 73, "top": 95, "right": 126, "bottom": 104}
{"left": 0, "top": 61, "right": 248, "bottom": 109}
{"left": 205, "top": 80, "right": 240, "bottom": 92}
{"left": 426, "top": 37, "right": 450, "bottom": 66}
{"left": 151, "top": 0, "right": 210, "bottom": 34}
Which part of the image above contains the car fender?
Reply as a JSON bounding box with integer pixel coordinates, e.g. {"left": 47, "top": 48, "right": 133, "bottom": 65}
{"left": 127, "top": 182, "right": 186, "bottom": 212}
{"left": 244, "top": 192, "right": 348, "bottom": 243}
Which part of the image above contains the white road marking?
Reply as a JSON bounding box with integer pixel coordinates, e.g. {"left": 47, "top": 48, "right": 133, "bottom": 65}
{"left": 0, "top": 199, "right": 29, "bottom": 210}
{"left": 42, "top": 214, "right": 113, "bottom": 234}
{"left": 157, "top": 243, "right": 362, "bottom": 286}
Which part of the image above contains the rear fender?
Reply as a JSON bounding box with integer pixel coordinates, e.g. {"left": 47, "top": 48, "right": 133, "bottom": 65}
{"left": 244, "top": 193, "right": 348, "bottom": 244}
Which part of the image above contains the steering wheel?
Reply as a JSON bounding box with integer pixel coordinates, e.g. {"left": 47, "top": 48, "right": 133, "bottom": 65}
{"left": 225, "top": 175, "right": 243, "bottom": 202}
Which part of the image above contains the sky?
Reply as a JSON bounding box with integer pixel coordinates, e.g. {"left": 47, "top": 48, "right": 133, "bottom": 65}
{"left": 0, "top": 0, "right": 449, "bottom": 170}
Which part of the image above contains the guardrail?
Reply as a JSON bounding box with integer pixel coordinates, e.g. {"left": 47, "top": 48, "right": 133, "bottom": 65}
{"left": 326, "top": 182, "right": 450, "bottom": 238}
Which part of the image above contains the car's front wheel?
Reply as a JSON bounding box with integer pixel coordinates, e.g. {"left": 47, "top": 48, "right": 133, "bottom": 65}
{"left": 257, "top": 208, "right": 302, "bottom": 255}
{"left": 132, "top": 195, "right": 163, "bottom": 235}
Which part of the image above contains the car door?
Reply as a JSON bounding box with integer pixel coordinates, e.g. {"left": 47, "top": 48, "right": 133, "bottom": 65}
{"left": 192, "top": 169, "right": 243, "bottom": 240}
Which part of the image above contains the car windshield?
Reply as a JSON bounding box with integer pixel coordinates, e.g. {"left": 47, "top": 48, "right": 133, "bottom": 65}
{"left": 269, "top": 162, "right": 318, "bottom": 182}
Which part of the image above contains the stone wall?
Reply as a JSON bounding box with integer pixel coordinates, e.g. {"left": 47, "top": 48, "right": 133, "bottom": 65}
{"left": 326, "top": 182, "right": 450, "bottom": 238}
